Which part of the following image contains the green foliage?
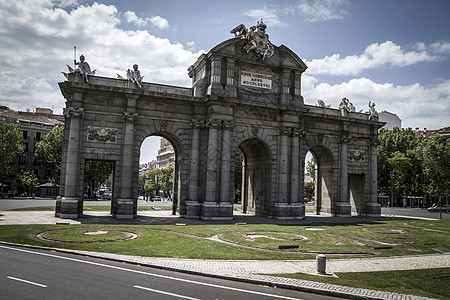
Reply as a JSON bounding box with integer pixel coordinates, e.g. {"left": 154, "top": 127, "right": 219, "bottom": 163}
{"left": 234, "top": 149, "right": 243, "bottom": 198}
{"left": 145, "top": 162, "right": 174, "bottom": 195}
{"left": 420, "top": 135, "right": 450, "bottom": 197}
{"left": 15, "top": 170, "right": 39, "bottom": 195}
{"left": 34, "top": 125, "right": 64, "bottom": 185}
{"left": 304, "top": 181, "right": 315, "bottom": 200}
{"left": 84, "top": 160, "right": 113, "bottom": 191}
{"left": 0, "top": 122, "right": 23, "bottom": 185}
{"left": 306, "top": 156, "right": 316, "bottom": 181}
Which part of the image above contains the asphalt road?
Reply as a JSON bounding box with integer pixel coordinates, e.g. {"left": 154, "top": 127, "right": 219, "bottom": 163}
{"left": 0, "top": 244, "right": 341, "bottom": 300}
{"left": 381, "top": 206, "right": 450, "bottom": 221}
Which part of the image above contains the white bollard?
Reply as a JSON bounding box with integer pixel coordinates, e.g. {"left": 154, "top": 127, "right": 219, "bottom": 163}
{"left": 316, "top": 254, "right": 326, "bottom": 274}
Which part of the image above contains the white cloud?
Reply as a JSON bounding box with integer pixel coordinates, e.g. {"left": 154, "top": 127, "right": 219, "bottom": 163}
{"left": 302, "top": 75, "right": 450, "bottom": 129}
{"left": 124, "top": 11, "right": 147, "bottom": 27}
{"left": 0, "top": 1, "right": 200, "bottom": 113}
{"left": 296, "top": 0, "right": 349, "bottom": 22}
{"left": 306, "top": 41, "right": 440, "bottom": 76}
{"left": 149, "top": 16, "right": 169, "bottom": 30}
{"left": 430, "top": 41, "right": 450, "bottom": 54}
{"left": 244, "top": 7, "right": 282, "bottom": 26}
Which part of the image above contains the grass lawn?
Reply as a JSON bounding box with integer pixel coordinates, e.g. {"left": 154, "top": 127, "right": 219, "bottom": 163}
{"left": 267, "top": 268, "right": 450, "bottom": 300}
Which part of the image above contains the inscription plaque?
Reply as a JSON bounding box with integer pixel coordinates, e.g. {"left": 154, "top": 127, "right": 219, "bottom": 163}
{"left": 240, "top": 71, "right": 272, "bottom": 89}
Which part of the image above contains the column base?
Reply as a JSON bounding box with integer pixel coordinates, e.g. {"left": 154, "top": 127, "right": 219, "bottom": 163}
{"left": 273, "top": 202, "right": 306, "bottom": 220}
{"left": 59, "top": 197, "right": 82, "bottom": 218}
{"left": 336, "top": 202, "right": 351, "bottom": 217}
{"left": 365, "top": 202, "right": 381, "bottom": 217}
{"left": 180, "top": 201, "right": 202, "bottom": 219}
{"left": 201, "top": 202, "right": 233, "bottom": 220}
{"left": 113, "top": 198, "right": 135, "bottom": 219}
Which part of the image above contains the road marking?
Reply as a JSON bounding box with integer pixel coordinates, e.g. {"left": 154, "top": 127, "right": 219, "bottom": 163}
{"left": 7, "top": 276, "right": 47, "bottom": 288}
{"left": 134, "top": 285, "right": 201, "bottom": 300}
{"left": 0, "top": 245, "right": 303, "bottom": 300}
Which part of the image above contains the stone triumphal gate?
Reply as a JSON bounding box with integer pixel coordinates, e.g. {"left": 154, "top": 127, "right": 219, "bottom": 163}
{"left": 56, "top": 21, "right": 383, "bottom": 220}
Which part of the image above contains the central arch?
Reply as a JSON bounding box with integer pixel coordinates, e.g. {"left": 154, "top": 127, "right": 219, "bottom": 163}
{"left": 239, "top": 138, "right": 272, "bottom": 217}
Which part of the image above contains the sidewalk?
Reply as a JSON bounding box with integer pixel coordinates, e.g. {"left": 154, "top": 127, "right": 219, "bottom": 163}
{"left": 0, "top": 210, "right": 447, "bottom": 299}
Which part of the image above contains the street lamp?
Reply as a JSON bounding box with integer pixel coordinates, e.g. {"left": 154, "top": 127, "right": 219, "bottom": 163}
{"left": 390, "top": 171, "right": 395, "bottom": 207}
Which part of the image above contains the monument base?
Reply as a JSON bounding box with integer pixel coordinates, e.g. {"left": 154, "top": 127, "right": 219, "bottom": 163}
{"left": 113, "top": 198, "right": 135, "bottom": 219}
{"left": 181, "top": 201, "right": 202, "bottom": 219}
{"left": 201, "top": 202, "right": 233, "bottom": 220}
{"left": 365, "top": 202, "right": 381, "bottom": 217}
{"left": 273, "top": 202, "right": 305, "bottom": 220}
{"left": 59, "top": 196, "right": 82, "bottom": 219}
{"left": 336, "top": 202, "right": 351, "bottom": 217}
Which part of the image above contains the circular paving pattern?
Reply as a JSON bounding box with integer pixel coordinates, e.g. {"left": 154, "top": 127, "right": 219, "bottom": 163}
{"left": 33, "top": 227, "right": 142, "bottom": 244}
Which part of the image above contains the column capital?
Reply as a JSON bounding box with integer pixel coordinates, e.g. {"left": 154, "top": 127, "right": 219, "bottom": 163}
{"left": 279, "top": 126, "right": 292, "bottom": 136}
{"left": 340, "top": 134, "right": 350, "bottom": 143}
{"left": 123, "top": 112, "right": 138, "bottom": 123}
{"left": 206, "top": 118, "right": 221, "bottom": 129}
{"left": 64, "top": 106, "right": 84, "bottom": 119}
{"left": 222, "top": 120, "right": 235, "bottom": 130}
{"left": 190, "top": 119, "right": 205, "bottom": 128}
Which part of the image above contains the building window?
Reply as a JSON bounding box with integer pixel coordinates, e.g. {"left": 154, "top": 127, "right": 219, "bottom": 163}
{"left": 22, "top": 130, "right": 28, "bottom": 139}
{"left": 19, "top": 155, "right": 27, "bottom": 165}
{"left": 45, "top": 169, "right": 52, "bottom": 179}
{"left": 22, "top": 142, "right": 29, "bottom": 152}
{"left": 35, "top": 132, "right": 42, "bottom": 141}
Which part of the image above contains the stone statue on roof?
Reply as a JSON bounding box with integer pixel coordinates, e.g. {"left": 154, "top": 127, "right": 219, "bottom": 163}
{"left": 368, "top": 100, "right": 378, "bottom": 120}
{"left": 230, "top": 19, "right": 274, "bottom": 60}
{"left": 74, "top": 55, "right": 96, "bottom": 83}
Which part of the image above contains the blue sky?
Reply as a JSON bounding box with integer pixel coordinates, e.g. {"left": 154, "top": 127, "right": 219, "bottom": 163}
{"left": 0, "top": 0, "right": 449, "bottom": 163}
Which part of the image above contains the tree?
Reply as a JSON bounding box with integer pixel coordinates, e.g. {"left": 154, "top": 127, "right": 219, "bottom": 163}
{"left": 377, "top": 128, "right": 423, "bottom": 201}
{"left": 15, "top": 170, "right": 39, "bottom": 197}
{"left": 234, "top": 150, "right": 243, "bottom": 201}
{"left": 160, "top": 162, "right": 174, "bottom": 197}
{"left": 420, "top": 135, "right": 450, "bottom": 199}
{"left": 84, "top": 160, "right": 113, "bottom": 197}
{"left": 304, "top": 181, "right": 315, "bottom": 201}
{"left": 306, "top": 156, "right": 316, "bottom": 181}
{"left": 145, "top": 167, "right": 163, "bottom": 195}
{"left": 35, "top": 125, "right": 64, "bottom": 185}
{"left": 0, "top": 122, "right": 23, "bottom": 192}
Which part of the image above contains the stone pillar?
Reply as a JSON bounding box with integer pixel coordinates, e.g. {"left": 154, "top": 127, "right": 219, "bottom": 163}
{"left": 224, "top": 58, "right": 237, "bottom": 98}
{"left": 60, "top": 106, "right": 84, "bottom": 219}
{"left": 367, "top": 136, "right": 381, "bottom": 216}
{"left": 185, "top": 119, "right": 202, "bottom": 218}
{"left": 207, "top": 57, "right": 222, "bottom": 95}
{"left": 293, "top": 70, "right": 304, "bottom": 103}
{"left": 280, "top": 68, "right": 292, "bottom": 105}
{"left": 202, "top": 119, "right": 232, "bottom": 220}
{"left": 274, "top": 127, "right": 291, "bottom": 219}
{"left": 220, "top": 121, "right": 233, "bottom": 202}
{"left": 337, "top": 134, "right": 351, "bottom": 217}
{"left": 115, "top": 110, "right": 138, "bottom": 219}
{"left": 289, "top": 128, "right": 305, "bottom": 219}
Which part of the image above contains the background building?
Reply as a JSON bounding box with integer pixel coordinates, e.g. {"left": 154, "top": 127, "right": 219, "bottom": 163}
{"left": 0, "top": 106, "right": 63, "bottom": 197}
{"left": 156, "top": 138, "right": 175, "bottom": 169}
{"left": 378, "top": 110, "right": 401, "bottom": 131}
{"left": 413, "top": 126, "right": 450, "bottom": 139}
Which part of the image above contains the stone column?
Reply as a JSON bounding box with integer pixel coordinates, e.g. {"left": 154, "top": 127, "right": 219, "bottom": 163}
{"left": 280, "top": 68, "right": 292, "bottom": 104}
{"left": 207, "top": 57, "right": 222, "bottom": 95}
{"left": 367, "top": 136, "right": 381, "bottom": 216}
{"left": 60, "top": 106, "right": 84, "bottom": 219}
{"left": 220, "top": 121, "right": 234, "bottom": 202}
{"left": 202, "top": 119, "right": 232, "bottom": 220}
{"left": 288, "top": 128, "right": 305, "bottom": 219}
{"left": 337, "top": 134, "right": 351, "bottom": 217}
{"left": 224, "top": 58, "right": 237, "bottom": 98}
{"left": 116, "top": 111, "right": 138, "bottom": 219}
{"left": 185, "top": 119, "right": 202, "bottom": 218}
{"left": 274, "top": 127, "right": 291, "bottom": 219}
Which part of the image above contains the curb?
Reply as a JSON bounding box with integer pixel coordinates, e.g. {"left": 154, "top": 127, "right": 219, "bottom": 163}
{"left": 0, "top": 241, "right": 435, "bottom": 300}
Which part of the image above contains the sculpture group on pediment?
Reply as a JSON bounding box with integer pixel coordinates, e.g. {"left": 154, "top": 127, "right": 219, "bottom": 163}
{"left": 230, "top": 19, "right": 274, "bottom": 60}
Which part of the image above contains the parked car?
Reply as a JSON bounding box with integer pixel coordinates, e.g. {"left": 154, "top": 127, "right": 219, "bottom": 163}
{"left": 427, "top": 205, "right": 450, "bottom": 213}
